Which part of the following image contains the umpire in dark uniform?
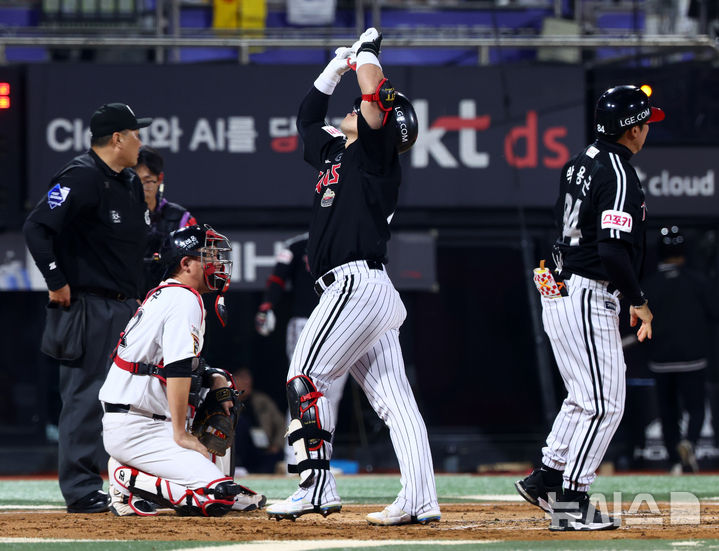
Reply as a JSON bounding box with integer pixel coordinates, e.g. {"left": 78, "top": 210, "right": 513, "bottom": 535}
{"left": 23, "top": 102, "right": 151, "bottom": 513}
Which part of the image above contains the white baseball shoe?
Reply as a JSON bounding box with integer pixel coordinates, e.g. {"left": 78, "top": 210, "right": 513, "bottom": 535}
{"left": 366, "top": 504, "right": 441, "bottom": 526}
{"left": 232, "top": 492, "right": 267, "bottom": 512}
{"left": 267, "top": 488, "right": 342, "bottom": 521}
{"left": 109, "top": 484, "right": 157, "bottom": 517}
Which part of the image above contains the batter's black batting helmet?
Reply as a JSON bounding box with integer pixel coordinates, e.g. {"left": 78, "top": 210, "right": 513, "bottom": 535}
{"left": 594, "top": 85, "right": 665, "bottom": 139}
{"left": 658, "top": 225, "right": 685, "bottom": 259}
{"left": 392, "top": 92, "right": 418, "bottom": 154}
{"left": 353, "top": 91, "right": 418, "bottom": 154}
{"left": 160, "top": 224, "right": 232, "bottom": 291}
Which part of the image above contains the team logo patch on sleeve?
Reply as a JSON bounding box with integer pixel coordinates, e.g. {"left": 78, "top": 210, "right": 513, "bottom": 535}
{"left": 601, "top": 210, "right": 633, "bottom": 233}
{"left": 47, "top": 183, "right": 70, "bottom": 209}
{"left": 322, "top": 125, "right": 345, "bottom": 138}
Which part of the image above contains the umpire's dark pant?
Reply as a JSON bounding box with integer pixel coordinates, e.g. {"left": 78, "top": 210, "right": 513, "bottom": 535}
{"left": 654, "top": 368, "right": 706, "bottom": 464}
{"left": 57, "top": 294, "right": 136, "bottom": 506}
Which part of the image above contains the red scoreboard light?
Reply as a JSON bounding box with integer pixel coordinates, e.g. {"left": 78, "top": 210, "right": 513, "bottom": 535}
{"left": 0, "top": 82, "right": 9, "bottom": 109}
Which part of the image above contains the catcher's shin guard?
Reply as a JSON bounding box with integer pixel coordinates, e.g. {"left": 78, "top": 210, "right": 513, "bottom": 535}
{"left": 286, "top": 374, "right": 334, "bottom": 488}
{"left": 111, "top": 463, "right": 236, "bottom": 517}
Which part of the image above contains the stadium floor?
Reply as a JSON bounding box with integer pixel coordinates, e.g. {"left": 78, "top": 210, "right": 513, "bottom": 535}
{"left": 1, "top": 474, "right": 719, "bottom": 550}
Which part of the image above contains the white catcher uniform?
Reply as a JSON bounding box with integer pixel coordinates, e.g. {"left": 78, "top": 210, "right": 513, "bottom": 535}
{"left": 99, "top": 280, "right": 251, "bottom": 515}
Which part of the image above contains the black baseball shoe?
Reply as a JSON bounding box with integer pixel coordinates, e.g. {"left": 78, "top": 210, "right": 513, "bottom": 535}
{"left": 66, "top": 490, "right": 111, "bottom": 514}
{"left": 515, "top": 468, "right": 562, "bottom": 513}
{"left": 549, "top": 491, "right": 619, "bottom": 531}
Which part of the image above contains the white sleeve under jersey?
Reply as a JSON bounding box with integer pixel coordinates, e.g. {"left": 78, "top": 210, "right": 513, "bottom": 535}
{"left": 98, "top": 279, "right": 206, "bottom": 418}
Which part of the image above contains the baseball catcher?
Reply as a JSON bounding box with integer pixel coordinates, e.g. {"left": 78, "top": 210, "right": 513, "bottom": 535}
{"left": 99, "top": 224, "right": 266, "bottom": 517}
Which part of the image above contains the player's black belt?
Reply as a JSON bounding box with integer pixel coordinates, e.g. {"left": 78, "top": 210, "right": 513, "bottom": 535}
{"left": 103, "top": 402, "right": 167, "bottom": 421}
{"left": 75, "top": 287, "right": 129, "bottom": 301}
{"left": 314, "top": 260, "right": 384, "bottom": 296}
{"left": 564, "top": 272, "right": 618, "bottom": 295}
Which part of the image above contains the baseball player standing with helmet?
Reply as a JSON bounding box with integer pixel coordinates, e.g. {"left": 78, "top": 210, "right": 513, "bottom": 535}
{"left": 99, "top": 224, "right": 265, "bottom": 516}
{"left": 516, "top": 85, "right": 663, "bottom": 531}
{"left": 266, "top": 28, "right": 440, "bottom": 526}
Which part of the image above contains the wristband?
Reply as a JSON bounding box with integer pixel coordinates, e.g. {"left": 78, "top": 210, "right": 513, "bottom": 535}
{"left": 631, "top": 294, "right": 648, "bottom": 308}
{"left": 313, "top": 73, "right": 339, "bottom": 96}
{"left": 356, "top": 51, "right": 381, "bottom": 70}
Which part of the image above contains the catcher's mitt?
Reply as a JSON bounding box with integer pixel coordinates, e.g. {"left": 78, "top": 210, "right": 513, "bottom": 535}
{"left": 190, "top": 387, "right": 240, "bottom": 456}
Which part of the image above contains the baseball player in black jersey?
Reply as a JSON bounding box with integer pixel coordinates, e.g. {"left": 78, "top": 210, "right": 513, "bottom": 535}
{"left": 255, "top": 233, "right": 349, "bottom": 467}
{"left": 255, "top": 233, "right": 317, "bottom": 358}
{"left": 266, "top": 28, "right": 439, "bottom": 526}
{"left": 516, "top": 85, "right": 663, "bottom": 531}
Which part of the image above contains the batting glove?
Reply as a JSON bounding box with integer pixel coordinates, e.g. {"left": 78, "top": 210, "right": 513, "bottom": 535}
{"left": 255, "top": 303, "right": 276, "bottom": 336}
{"left": 314, "top": 47, "right": 355, "bottom": 95}
{"left": 352, "top": 27, "right": 383, "bottom": 69}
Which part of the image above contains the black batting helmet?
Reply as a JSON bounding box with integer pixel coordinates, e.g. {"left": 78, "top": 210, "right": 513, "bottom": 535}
{"left": 353, "top": 91, "right": 418, "bottom": 154}
{"left": 658, "top": 225, "right": 685, "bottom": 260}
{"left": 160, "top": 224, "right": 232, "bottom": 291}
{"left": 392, "top": 92, "right": 418, "bottom": 154}
{"left": 594, "top": 85, "right": 665, "bottom": 139}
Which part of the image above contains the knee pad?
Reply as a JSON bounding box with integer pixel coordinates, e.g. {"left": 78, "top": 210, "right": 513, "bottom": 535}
{"left": 112, "top": 463, "right": 235, "bottom": 517}
{"left": 286, "top": 374, "right": 334, "bottom": 488}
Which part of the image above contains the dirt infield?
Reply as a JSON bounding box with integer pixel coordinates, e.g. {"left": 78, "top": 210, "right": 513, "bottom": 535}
{"left": 2, "top": 503, "right": 719, "bottom": 542}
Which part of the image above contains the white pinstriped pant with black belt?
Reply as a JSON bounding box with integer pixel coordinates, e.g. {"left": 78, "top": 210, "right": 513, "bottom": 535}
{"left": 540, "top": 273, "right": 626, "bottom": 492}
{"left": 287, "top": 260, "right": 439, "bottom": 516}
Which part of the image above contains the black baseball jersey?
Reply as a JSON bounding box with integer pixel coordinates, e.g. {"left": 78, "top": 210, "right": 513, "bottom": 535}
{"left": 296, "top": 87, "right": 399, "bottom": 279}
{"left": 261, "top": 233, "right": 317, "bottom": 318}
{"left": 553, "top": 138, "right": 646, "bottom": 282}
{"left": 643, "top": 264, "right": 719, "bottom": 366}
{"left": 23, "top": 149, "right": 148, "bottom": 298}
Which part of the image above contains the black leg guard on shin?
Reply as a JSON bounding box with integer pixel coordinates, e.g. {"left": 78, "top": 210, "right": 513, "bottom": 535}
{"left": 286, "top": 374, "right": 333, "bottom": 488}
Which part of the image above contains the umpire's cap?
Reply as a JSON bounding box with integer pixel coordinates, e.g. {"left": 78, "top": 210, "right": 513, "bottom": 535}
{"left": 594, "top": 85, "right": 664, "bottom": 139}
{"left": 90, "top": 103, "right": 152, "bottom": 137}
{"left": 658, "top": 225, "right": 685, "bottom": 259}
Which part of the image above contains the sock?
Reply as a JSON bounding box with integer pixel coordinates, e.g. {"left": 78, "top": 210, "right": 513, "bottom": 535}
{"left": 540, "top": 465, "right": 564, "bottom": 486}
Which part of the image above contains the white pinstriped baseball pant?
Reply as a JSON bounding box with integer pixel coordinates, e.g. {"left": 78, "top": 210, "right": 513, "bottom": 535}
{"left": 287, "top": 260, "right": 439, "bottom": 516}
{"left": 540, "top": 274, "right": 626, "bottom": 492}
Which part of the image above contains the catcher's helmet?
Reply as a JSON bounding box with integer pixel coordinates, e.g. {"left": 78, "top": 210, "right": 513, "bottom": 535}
{"left": 353, "top": 91, "right": 418, "bottom": 154}
{"left": 160, "top": 224, "right": 232, "bottom": 291}
{"left": 594, "top": 85, "right": 665, "bottom": 139}
{"left": 658, "top": 225, "right": 685, "bottom": 259}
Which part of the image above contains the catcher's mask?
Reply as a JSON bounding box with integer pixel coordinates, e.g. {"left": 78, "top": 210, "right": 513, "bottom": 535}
{"left": 161, "top": 224, "right": 233, "bottom": 326}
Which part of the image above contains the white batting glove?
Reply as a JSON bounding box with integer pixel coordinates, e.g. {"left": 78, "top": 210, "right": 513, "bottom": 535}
{"left": 352, "top": 27, "right": 383, "bottom": 69}
{"left": 314, "top": 47, "right": 354, "bottom": 95}
{"left": 255, "top": 308, "right": 276, "bottom": 336}
{"left": 351, "top": 27, "right": 381, "bottom": 55}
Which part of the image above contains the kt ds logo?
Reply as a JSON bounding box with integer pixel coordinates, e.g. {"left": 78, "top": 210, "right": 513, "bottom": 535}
{"left": 411, "top": 99, "right": 570, "bottom": 170}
